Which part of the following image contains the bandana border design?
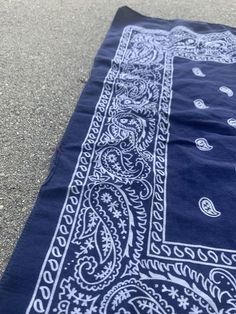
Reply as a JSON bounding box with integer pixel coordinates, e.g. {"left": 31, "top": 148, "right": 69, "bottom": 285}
{"left": 25, "top": 25, "right": 236, "bottom": 314}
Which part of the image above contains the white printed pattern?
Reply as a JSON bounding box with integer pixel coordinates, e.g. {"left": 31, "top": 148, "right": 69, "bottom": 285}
{"left": 139, "top": 260, "right": 236, "bottom": 314}
{"left": 195, "top": 138, "right": 213, "bottom": 151}
{"left": 193, "top": 99, "right": 209, "bottom": 109}
{"left": 192, "top": 67, "right": 206, "bottom": 77}
{"left": 147, "top": 27, "right": 236, "bottom": 270}
{"left": 228, "top": 118, "right": 236, "bottom": 128}
{"left": 219, "top": 86, "right": 234, "bottom": 97}
{"left": 25, "top": 25, "right": 236, "bottom": 314}
{"left": 198, "top": 197, "right": 221, "bottom": 218}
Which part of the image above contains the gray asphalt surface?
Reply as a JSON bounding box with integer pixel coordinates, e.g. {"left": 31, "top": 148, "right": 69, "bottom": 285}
{"left": 1, "top": 0, "right": 236, "bottom": 276}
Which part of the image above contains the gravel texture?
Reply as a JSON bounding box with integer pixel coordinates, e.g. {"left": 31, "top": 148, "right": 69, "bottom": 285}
{"left": 1, "top": 0, "right": 236, "bottom": 276}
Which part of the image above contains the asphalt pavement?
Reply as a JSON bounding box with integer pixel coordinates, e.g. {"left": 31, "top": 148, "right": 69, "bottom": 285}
{"left": 1, "top": 0, "right": 236, "bottom": 276}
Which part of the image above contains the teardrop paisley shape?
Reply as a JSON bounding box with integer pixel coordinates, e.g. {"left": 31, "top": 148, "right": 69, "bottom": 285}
{"left": 219, "top": 86, "right": 234, "bottom": 97}
{"left": 195, "top": 138, "right": 213, "bottom": 151}
{"left": 199, "top": 197, "right": 221, "bottom": 218}
{"left": 192, "top": 67, "right": 206, "bottom": 77}
{"left": 227, "top": 118, "right": 236, "bottom": 128}
{"left": 193, "top": 99, "right": 209, "bottom": 109}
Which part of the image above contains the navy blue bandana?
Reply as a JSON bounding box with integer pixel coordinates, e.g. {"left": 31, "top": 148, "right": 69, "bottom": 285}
{"left": 1, "top": 6, "right": 236, "bottom": 314}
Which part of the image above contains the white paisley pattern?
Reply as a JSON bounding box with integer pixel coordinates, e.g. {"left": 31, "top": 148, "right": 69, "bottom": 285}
{"left": 25, "top": 25, "right": 236, "bottom": 314}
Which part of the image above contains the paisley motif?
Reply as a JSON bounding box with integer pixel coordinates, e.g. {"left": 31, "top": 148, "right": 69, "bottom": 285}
{"left": 71, "top": 181, "right": 148, "bottom": 291}
{"left": 100, "top": 279, "right": 175, "bottom": 314}
{"left": 198, "top": 197, "right": 221, "bottom": 218}
{"left": 71, "top": 183, "right": 131, "bottom": 290}
{"left": 127, "top": 33, "right": 164, "bottom": 64}
{"left": 95, "top": 146, "right": 151, "bottom": 181}
{"left": 195, "top": 138, "right": 213, "bottom": 151}
{"left": 219, "top": 85, "right": 233, "bottom": 97}
{"left": 115, "top": 64, "right": 162, "bottom": 102}
{"left": 193, "top": 99, "right": 209, "bottom": 109}
{"left": 113, "top": 96, "right": 157, "bottom": 114}
{"left": 192, "top": 67, "right": 206, "bottom": 77}
{"left": 110, "top": 112, "right": 156, "bottom": 158}
{"left": 227, "top": 117, "right": 236, "bottom": 128}
{"left": 139, "top": 260, "right": 236, "bottom": 314}
{"left": 24, "top": 24, "right": 236, "bottom": 314}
